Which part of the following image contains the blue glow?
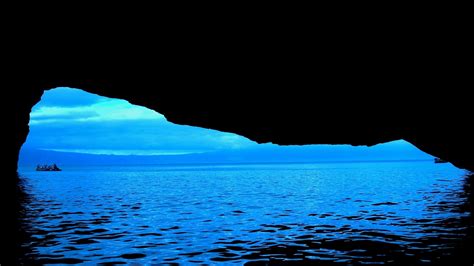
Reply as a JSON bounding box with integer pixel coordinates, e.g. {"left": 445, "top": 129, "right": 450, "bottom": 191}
{"left": 17, "top": 88, "right": 471, "bottom": 265}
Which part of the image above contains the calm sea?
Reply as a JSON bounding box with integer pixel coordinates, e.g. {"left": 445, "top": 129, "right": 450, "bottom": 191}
{"left": 17, "top": 161, "right": 474, "bottom": 265}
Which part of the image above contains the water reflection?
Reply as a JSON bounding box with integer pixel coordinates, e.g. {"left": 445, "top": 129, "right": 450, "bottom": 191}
{"left": 15, "top": 176, "right": 38, "bottom": 264}
{"left": 16, "top": 163, "right": 474, "bottom": 265}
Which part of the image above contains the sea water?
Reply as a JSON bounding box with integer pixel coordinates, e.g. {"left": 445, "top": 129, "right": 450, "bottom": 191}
{"left": 17, "top": 161, "right": 473, "bottom": 265}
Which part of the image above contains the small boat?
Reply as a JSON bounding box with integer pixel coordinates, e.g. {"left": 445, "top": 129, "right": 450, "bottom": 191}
{"left": 36, "top": 164, "right": 62, "bottom": 171}
{"left": 434, "top": 157, "right": 447, "bottom": 164}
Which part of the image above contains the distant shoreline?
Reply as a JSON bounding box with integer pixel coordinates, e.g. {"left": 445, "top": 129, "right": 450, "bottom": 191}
{"left": 18, "top": 159, "right": 434, "bottom": 169}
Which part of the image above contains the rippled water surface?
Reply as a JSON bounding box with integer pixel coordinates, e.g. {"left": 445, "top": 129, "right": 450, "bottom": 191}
{"left": 18, "top": 161, "right": 473, "bottom": 265}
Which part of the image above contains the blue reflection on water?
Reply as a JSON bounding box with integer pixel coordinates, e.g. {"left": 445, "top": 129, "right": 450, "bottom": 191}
{"left": 18, "top": 161, "right": 472, "bottom": 265}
